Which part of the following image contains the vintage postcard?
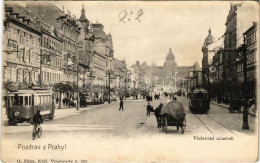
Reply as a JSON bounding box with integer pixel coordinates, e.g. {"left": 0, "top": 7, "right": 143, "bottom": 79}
{"left": 1, "top": 1, "right": 259, "bottom": 162}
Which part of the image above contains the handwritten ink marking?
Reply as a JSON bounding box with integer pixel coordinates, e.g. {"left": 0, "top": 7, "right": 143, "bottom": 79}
{"left": 135, "top": 9, "right": 144, "bottom": 22}
{"left": 119, "top": 9, "right": 144, "bottom": 23}
{"left": 119, "top": 10, "right": 128, "bottom": 23}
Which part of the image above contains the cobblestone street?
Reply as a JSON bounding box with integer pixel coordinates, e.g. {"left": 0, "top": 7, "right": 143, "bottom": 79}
{"left": 1, "top": 96, "right": 257, "bottom": 162}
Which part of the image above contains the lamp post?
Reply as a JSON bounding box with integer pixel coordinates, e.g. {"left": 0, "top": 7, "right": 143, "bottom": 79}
{"left": 175, "top": 72, "right": 178, "bottom": 91}
{"left": 76, "top": 63, "right": 79, "bottom": 110}
{"left": 106, "top": 70, "right": 111, "bottom": 104}
{"left": 241, "top": 34, "right": 249, "bottom": 130}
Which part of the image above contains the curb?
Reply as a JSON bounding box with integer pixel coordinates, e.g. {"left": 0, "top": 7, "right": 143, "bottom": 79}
{"left": 211, "top": 102, "right": 229, "bottom": 108}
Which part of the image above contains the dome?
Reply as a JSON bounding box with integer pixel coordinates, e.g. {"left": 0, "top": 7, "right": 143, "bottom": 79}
{"left": 204, "top": 29, "right": 214, "bottom": 46}
{"left": 141, "top": 61, "right": 148, "bottom": 67}
{"left": 93, "top": 28, "right": 106, "bottom": 39}
{"left": 92, "top": 23, "right": 106, "bottom": 39}
{"left": 166, "top": 48, "right": 175, "bottom": 61}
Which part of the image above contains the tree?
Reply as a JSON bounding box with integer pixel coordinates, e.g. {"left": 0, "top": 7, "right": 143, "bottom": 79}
{"left": 3, "top": 81, "right": 18, "bottom": 93}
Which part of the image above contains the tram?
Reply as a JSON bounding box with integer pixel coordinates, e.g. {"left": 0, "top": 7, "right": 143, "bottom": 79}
{"left": 189, "top": 88, "right": 210, "bottom": 114}
{"left": 5, "top": 88, "right": 55, "bottom": 125}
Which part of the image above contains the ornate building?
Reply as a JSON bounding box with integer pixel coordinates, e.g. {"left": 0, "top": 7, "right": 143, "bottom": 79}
{"left": 77, "top": 5, "right": 114, "bottom": 99}
{"left": 137, "top": 48, "right": 196, "bottom": 91}
{"left": 201, "top": 29, "right": 214, "bottom": 89}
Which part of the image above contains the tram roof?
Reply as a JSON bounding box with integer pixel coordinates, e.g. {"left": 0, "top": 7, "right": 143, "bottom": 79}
{"left": 192, "top": 88, "right": 208, "bottom": 93}
{"left": 5, "top": 88, "right": 53, "bottom": 95}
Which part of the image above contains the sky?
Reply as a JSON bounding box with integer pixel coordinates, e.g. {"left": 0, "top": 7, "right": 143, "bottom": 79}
{"left": 17, "top": 1, "right": 237, "bottom": 66}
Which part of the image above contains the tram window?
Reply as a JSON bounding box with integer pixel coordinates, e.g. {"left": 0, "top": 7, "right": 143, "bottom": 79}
{"left": 32, "top": 95, "right": 34, "bottom": 105}
{"left": 43, "top": 96, "right": 46, "bottom": 104}
{"left": 39, "top": 95, "right": 42, "bottom": 104}
{"left": 41, "top": 95, "right": 44, "bottom": 104}
{"left": 25, "top": 96, "right": 28, "bottom": 106}
{"left": 17, "top": 96, "right": 23, "bottom": 106}
{"left": 45, "top": 95, "right": 47, "bottom": 103}
{"left": 29, "top": 96, "right": 32, "bottom": 105}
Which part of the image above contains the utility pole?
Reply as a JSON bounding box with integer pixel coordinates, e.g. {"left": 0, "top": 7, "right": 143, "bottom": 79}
{"left": 108, "top": 70, "right": 111, "bottom": 104}
{"left": 208, "top": 65, "right": 210, "bottom": 100}
{"left": 174, "top": 72, "right": 178, "bottom": 91}
{"left": 40, "top": 50, "right": 42, "bottom": 87}
{"left": 242, "top": 34, "right": 249, "bottom": 130}
{"left": 77, "top": 64, "right": 79, "bottom": 110}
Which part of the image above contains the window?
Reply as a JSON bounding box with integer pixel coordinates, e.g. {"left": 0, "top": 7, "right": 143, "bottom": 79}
{"left": 17, "top": 96, "right": 23, "bottom": 106}
{"left": 20, "top": 34, "right": 24, "bottom": 44}
{"left": 31, "top": 37, "right": 34, "bottom": 47}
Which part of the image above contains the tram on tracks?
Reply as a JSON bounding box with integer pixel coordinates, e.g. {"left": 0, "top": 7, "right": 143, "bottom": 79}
{"left": 189, "top": 88, "right": 210, "bottom": 114}
{"left": 5, "top": 88, "right": 55, "bottom": 125}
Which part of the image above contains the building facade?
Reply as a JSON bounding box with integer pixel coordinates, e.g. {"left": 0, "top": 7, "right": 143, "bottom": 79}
{"left": 38, "top": 21, "right": 63, "bottom": 86}
{"left": 26, "top": 2, "right": 81, "bottom": 83}
{"left": 136, "top": 48, "right": 195, "bottom": 92}
{"left": 237, "top": 22, "right": 258, "bottom": 100}
{"left": 3, "top": 3, "right": 42, "bottom": 87}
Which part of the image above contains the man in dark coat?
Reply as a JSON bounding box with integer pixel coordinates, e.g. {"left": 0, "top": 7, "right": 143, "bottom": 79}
{"left": 32, "top": 110, "right": 43, "bottom": 134}
{"left": 147, "top": 103, "right": 153, "bottom": 117}
{"left": 119, "top": 99, "right": 124, "bottom": 111}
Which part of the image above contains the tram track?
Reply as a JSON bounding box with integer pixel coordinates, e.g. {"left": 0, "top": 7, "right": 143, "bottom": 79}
{"left": 193, "top": 113, "right": 213, "bottom": 135}
{"left": 193, "top": 113, "right": 235, "bottom": 136}
{"left": 178, "top": 97, "right": 235, "bottom": 136}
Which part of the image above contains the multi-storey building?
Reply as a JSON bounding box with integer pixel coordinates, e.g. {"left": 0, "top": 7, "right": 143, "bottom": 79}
{"left": 202, "top": 29, "right": 224, "bottom": 100}
{"left": 91, "top": 22, "right": 114, "bottom": 98}
{"left": 140, "top": 48, "right": 194, "bottom": 92}
{"left": 3, "top": 3, "right": 42, "bottom": 87}
{"left": 222, "top": 2, "right": 257, "bottom": 100}
{"left": 38, "top": 21, "right": 63, "bottom": 86}
{"left": 26, "top": 2, "right": 80, "bottom": 83}
{"left": 237, "top": 22, "right": 258, "bottom": 99}
{"left": 201, "top": 29, "right": 214, "bottom": 89}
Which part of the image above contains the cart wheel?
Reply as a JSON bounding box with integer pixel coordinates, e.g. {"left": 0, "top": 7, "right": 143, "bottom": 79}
{"left": 181, "top": 118, "right": 186, "bottom": 134}
{"left": 164, "top": 117, "right": 168, "bottom": 134}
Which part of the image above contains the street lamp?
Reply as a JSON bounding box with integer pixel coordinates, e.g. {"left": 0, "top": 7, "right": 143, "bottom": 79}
{"left": 237, "top": 34, "right": 249, "bottom": 130}
{"left": 106, "top": 69, "right": 112, "bottom": 104}
{"left": 175, "top": 72, "right": 178, "bottom": 91}
{"left": 177, "top": 77, "right": 187, "bottom": 96}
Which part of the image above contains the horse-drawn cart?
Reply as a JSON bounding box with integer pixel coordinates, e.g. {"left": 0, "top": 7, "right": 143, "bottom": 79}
{"left": 160, "top": 100, "right": 186, "bottom": 134}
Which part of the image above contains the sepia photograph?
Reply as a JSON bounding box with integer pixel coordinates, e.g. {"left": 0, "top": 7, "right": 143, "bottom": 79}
{"left": 1, "top": 1, "right": 259, "bottom": 162}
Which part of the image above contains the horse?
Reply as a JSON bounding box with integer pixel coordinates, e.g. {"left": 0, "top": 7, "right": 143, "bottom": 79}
{"left": 153, "top": 103, "right": 163, "bottom": 128}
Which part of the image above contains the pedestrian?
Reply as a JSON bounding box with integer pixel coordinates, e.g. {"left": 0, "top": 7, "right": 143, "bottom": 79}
{"left": 119, "top": 99, "right": 124, "bottom": 111}
{"left": 56, "top": 97, "right": 59, "bottom": 104}
{"left": 147, "top": 103, "right": 153, "bottom": 117}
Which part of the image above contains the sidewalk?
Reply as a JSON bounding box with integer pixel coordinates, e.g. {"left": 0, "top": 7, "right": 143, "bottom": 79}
{"left": 211, "top": 101, "right": 229, "bottom": 108}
